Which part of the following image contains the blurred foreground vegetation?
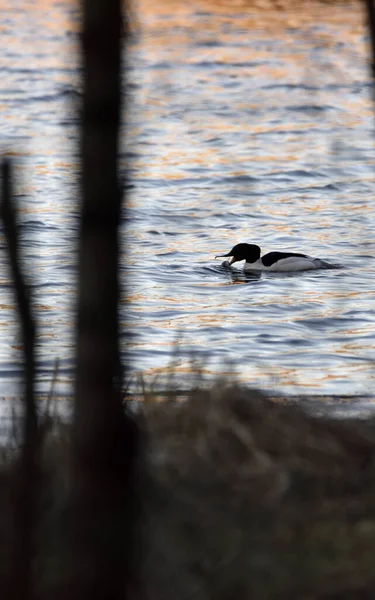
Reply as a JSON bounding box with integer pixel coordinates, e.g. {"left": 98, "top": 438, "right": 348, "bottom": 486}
{"left": 1, "top": 384, "right": 375, "bottom": 599}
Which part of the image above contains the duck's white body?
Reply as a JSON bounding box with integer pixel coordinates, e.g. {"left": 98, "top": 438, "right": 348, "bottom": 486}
{"left": 243, "top": 255, "right": 330, "bottom": 272}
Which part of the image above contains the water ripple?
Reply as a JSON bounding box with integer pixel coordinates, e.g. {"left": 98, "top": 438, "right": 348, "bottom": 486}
{"left": 0, "top": 0, "right": 374, "bottom": 398}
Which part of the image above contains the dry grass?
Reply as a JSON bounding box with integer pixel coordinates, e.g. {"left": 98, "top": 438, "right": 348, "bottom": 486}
{"left": 138, "top": 384, "right": 375, "bottom": 599}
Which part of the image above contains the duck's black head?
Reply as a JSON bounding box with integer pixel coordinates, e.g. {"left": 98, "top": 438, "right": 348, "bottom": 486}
{"left": 215, "top": 243, "right": 261, "bottom": 265}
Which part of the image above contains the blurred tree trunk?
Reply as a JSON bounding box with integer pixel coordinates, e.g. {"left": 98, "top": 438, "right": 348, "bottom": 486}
{"left": 70, "top": 1, "right": 137, "bottom": 599}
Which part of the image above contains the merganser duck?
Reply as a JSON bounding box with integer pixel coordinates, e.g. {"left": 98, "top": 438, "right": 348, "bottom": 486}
{"left": 215, "top": 243, "right": 333, "bottom": 272}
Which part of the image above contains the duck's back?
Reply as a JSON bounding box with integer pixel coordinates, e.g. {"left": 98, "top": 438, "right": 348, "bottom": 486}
{"left": 247, "top": 251, "right": 319, "bottom": 272}
{"left": 262, "top": 251, "right": 308, "bottom": 267}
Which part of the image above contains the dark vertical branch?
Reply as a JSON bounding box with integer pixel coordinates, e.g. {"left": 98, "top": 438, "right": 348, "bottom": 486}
{"left": 71, "top": 1, "right": 137, "bottom": 598}
{"left": 74, "top": 0, "right": 124, "bottom": 449}
{"left": 74, "top": 0, "right": 123, "bottom": 466}
{"left": 1, "top": 158, "right": 37, "bottom": 600}
{"left": 365, "top": 0, "right": 375, "bottom": 93}
{"left": 1, "top": 160, "right": 37, "bottom": 436}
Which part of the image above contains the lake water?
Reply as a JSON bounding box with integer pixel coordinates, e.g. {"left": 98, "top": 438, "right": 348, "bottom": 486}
{"left": 1, "top": 0, "right": 375, "bottom": 400}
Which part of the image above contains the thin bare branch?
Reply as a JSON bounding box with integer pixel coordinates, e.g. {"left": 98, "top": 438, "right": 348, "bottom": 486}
{"left": 1, "top": 157, "right": 38, "bottom": 600}
{"left": 1, "top": 160, "right": 37, "bottom": 436}
{"left": 365, "top": 0, "right": 375, "bottom": 96}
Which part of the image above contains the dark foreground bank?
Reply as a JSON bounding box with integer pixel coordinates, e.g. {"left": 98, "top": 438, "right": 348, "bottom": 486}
{"left": 1, "top": 384, "right": 375, "bottom": 599}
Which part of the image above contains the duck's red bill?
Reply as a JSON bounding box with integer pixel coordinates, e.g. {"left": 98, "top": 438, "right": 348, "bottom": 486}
{"left": 215, "top": 254, "right": 237, "bottom": 265}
